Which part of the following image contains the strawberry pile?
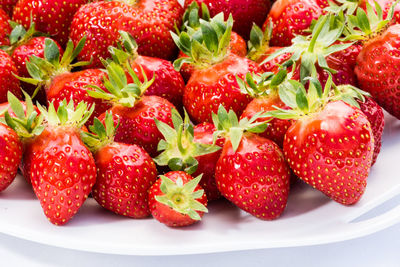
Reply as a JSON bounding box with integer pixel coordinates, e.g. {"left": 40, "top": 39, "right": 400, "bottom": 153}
{"left": 0, "top": 0, "right": 398, "bottom": 228}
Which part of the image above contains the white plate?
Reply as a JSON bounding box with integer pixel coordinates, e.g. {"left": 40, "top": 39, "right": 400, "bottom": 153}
{"left": 0, "top": 113, "right": 399, "bottom": 256}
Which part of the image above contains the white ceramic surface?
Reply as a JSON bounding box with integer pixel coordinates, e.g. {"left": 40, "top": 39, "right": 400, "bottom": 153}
{"left": 0, "top": 113, "right": 398, "bottom": 256}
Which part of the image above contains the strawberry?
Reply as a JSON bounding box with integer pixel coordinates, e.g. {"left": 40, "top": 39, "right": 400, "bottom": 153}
{"left": 81, "top": 112, "right": 158, "bottom": 218}
{"left": 173, "top": 15, "right": 262, "bottom": 124}
{"left": 88, "top": 62, "right": 175, "bottom": 157}
{"left": 265, "top": 0, "right": 329, "bottom": 47}
{"left": 0, "top": 0, "right": 17, "bottom": 17}
{"left": 213, "top": 106, "right": 291, "bottom": 220}
{"left": 148, "top": 171, "right": 208, "bottom": 227}
{"left": 108, "top": 31, "right": 185, "bottom": 109}
{"left": 177, "top": 2, "right": 247, "bottom": 82}
{"left": 69, "top": 0, "right": 183, "bottom": 68}
{"left": 153, "top": 109, "right": 223, "bottom": 201}
{"left": 0, "top": 123, "right": 22, "bottom": 192}
{"left": 12, "top": 0, "right": 89, "bottom": 46}
{"left": 0, "top": 50, "right": 21, "bottom": 103}
{"left": 6, "top": 99, "right": 97, "bottom": 225}
{"left": 269, "top": 78, "right": 374, "bottom": 205}
{"left": 0, "top": 8, "right": 11, "bottom": 46}
{"left": 184, "top": 0, "right": 271, "bottom": 40}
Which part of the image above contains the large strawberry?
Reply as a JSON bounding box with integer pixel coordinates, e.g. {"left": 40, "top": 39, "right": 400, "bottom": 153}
{"left": 69, "top": 0, "right": 183, "bottom": 68}
{"left": 153, "top": 109, "right": 223, "bottom": 201}
{"left": 12, "top": 0, "right": 89, "bottom": 46}
{"left": 81, "top": 112, "right": 158, "bottom": 218}
{"left": 148, "top": 171, "right": 208, "bottom": 227}
{"left": 0, "top": 8, "right": 11, "bottom": 46}
{"left": 269, "top": 78, "right": 374, "bottom": 205}
{"left": 0, "top": 0, "right": 17, "bottom": 16}
{"left": 108, "top": 31, "right": 185, "bottom": 109}
{"left": 213, "top": 106, "right": 291, "bottom": 220}
{"left": 6, "top": 99, "right": 97, "bottom": 225}
{"left": 184, "top": 0, "right": 271, "bottom": 40}
{"left": 0, "top": 50, "right": 21, "bottom": 103}
{"left": 173, "top": 15, "right": 262, "bottom": 123}
{"left": 88, "top": 62, "right": 175, "bottom": 157}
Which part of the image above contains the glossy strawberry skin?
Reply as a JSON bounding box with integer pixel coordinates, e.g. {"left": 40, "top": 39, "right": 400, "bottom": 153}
{"left": 241, "top": 95, "right": 292, "bottom": 147}
{"left": 99, "top": 96, "right": 175, "bottom": 157}
{"left": 0, "top": 1, "right": 17, "bottom": 16}
{"left": 129, "top": 56, "right": 185, "bottom": 109}
{"left": 215, "top": 133, "right": 291, "bottom": 220}
{"left": 0, "top": 50, "right": 21, "bottom": 103}
{"left": 69, "top": 0, "right": 183, "bottom": 69}
{"left": 192, "top": 123, "right": 225, "bottom": 201}
{"left": 184, "top": 0, "right": 271, "bottom": 40}
{"left": 0, "top": 124, "right": 23, "bottom": 192}
{"left": 358, "top": 97, "right": 385, "bottom": 165}
{"left": 148, "top": 171, "right": 208, "bottom": 227}
{"left": 12, "top": 0, "right": 89, "bottom": 46}
{"left": 284, "top": 101, "right": 374, "bottom": 205}
{"left": 92, "top": 142, "right": 158, "bottom": 218}
{"left": 355, "top": 24, "right": 400, "bottom": 119}
{"left": 0, "top": 8, "right": 11, "bottom": 46}
{"left": 255, "top": 46, "right": 292, "bottom": 73}
{"left": 184, "top": 54, "right": 262, "bottom": 124}
{"left": 46, "top": 69, "right": 111, "bottom": 126}
{"left": 26, "top": 126, "right": 97, "bottom": 225}
{"left": 265, "top": 0, "right": 329, "bottom": 47}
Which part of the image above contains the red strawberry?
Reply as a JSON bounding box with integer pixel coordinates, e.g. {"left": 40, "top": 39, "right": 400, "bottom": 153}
{"left": 269, "top": 79, "right": 374, "bottom": 205}
{"left": 89, "top": 62, "right": 175, "bottom": 157}
{"left": 12, "top": 0, "right": 89, "bottom": 46}
{"left": 69, "top": 0, "right": 183, "bottom": 68}
{"left": 148, "top": 171, "right": 208, "bottom": 227}
{"left": 184, "top": 0, "right": 271, "bottom": 40}
{"left": 0, "top": 123, "right": 22, "bottom": 192}
{"left": 0, "top": 50, "right": 21, "bottom": 103}
{"left": 153, "top": 109, "right": 223, "bottom": 201}
{"left": 82, "top": 112, "right": 158, "bottom": 218}
{"left": 213, "top": 106, "right": 291, "bottom": 220}
{"left": 0, "top": 8, "right": 11, "bottom": 46}
{"left": 0, "top": 0, "right": 17, "bottom": 16}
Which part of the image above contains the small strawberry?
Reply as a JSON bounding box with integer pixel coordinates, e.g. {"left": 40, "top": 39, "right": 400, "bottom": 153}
{"left": 173, "top": 15, "right": 262, "bottom": 123}
{"left": 148, "top": 171, "right": 208, "bottom": 227}
{"left": 0, "top": 50, "right": 21, "bottom": 103}
{"left": 0, "top": 0, "right": 17, "bottom": 17}
{"left": 69, "top": 0, "right": 184, "bottom": 68}
{"left": 81, "top": 112, "right": 158, "bottom": 218}
{"left": 12, "top": 0, "right": 89, "bottom": 46}
{"left": 0, "top": 8, "right": 11, "bottom": 46}
{"left": 269, "top": 77, "right": 374, "bottom": 205}
{"left": 88, "top": 62, "right": 175, "bottom": 157}
{"left": 153, "top": 108, "right": 222, "bottom": 201}
{"left": 213, "top": 106, "right": 291, "bottom": 220}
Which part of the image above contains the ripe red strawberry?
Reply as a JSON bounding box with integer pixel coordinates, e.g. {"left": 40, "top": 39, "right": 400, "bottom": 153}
{"left": 148, "top": 171, "right": 208, "bottom": 227}
{"left": 173, "top": 15, "right": 262, "bottom": 123}
{"left": 0, "top": 50, "right": 21, "bottom": 103}
{"left": 269, "top": 79, "right": 374, "bottom": 205}
{"left": 89, "top": 62, "right": 175, "bottom": 157}
{"left": 6, "top": 99, "right": 97, "bottom": 225}
{"left": 0, "top": 0, "right": 17, "bottom": 16}
{"left": 69, "top": 0, "right": 183, "bottom": 68}
{"left": 12, "top": 0, "right": 89, "bottom": 46}
{"left": 153, "top": 109, "right": 223, "bottom": 201}
{"left": 109, "top": 31, "right": 185, "bottom": 109}
{"left": 82, "top": 112, "right": 158, "bottom": 218}
{"left": 265, "top": 0, "right": 329, "bottom": 47}
{"left": 0, "top": 123, "right": 22, "bottom": 192}
{"left": 213, "top": 106, "right": 291, "bottom": 220}
{"left": 184, "top": 0, "right": 271, "bottom": 40}
{"left": 0, "top": 8, "right": 11, "bottom": 46}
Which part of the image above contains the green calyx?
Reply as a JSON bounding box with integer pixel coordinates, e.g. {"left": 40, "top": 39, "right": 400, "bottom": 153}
{"left": 155, "top": 174, "right": 208, "bottom": 221}
{"left": 81, "top": 112, "right": 119, "bottom": 152}
{"left": 2, "top": 91, "right": 45, "bottom": 140}
{"left": 180, "top": 1, "right": 211, "bottom": 32}
{"left": 16, "top": 37, "right": 89, "bottom": 98}
{"left": 212, "top": 105, "right": 269, "bottom": 152}
{"left": 87, "top": 61, "right": 154, "bottom": 108}
{"left": 247, "top": 22, "right": 273, "bottom": 62}
{"left": 172, "top": 13, "right": 234, "bottom": 70}
{"left": 38, "top": 99, "right": 94, "bottom": 129}
{"left": 154, "top": 108, "right": 221, "bottom": 174}
{"left": 107, "top": 31, "right": 139, "bottom": 68}
{"left": 330, "top": 84, "right": 370, "bottom": 108}
{"left": 325, "top": 0, "right": 362, "bottom": 16}
{"left": 263, "top": 15, "right": 353, "bottom": 83}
